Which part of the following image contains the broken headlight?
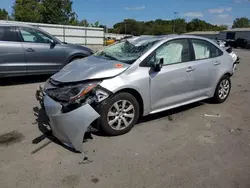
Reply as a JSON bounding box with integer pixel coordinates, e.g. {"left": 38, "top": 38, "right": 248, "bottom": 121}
{"left": 47, "top": 82, "right": 100, "bottom": 103}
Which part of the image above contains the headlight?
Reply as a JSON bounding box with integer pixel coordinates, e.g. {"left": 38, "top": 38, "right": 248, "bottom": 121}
{"left": 47, "top": 82, "right": 99, "bottom": 102}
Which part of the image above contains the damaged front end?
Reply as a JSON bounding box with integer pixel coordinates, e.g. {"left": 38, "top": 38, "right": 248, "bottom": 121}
{"left": 35, "top": 78, "right": 111, "bottom": 152}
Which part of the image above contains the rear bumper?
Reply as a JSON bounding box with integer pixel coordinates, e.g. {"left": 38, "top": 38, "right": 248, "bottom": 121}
{"left": 36, "top": 87, "right": 100, "bottom": 152}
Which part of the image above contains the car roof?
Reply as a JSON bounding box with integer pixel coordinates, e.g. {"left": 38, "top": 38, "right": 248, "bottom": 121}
{"left": 126, "top": 34, "right": 213, "bottom": 46}
{"left": 0, "top": 21, "right": 36, "bottom": 29}
{"left": 127, "top": 35, "right": 177, "bottom": 43}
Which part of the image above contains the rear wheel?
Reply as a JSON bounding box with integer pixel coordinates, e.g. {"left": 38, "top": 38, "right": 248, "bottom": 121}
{"left": 97, "top": 92, "right": 140, "bottom": 136}
{"left": 212, "top": 75, "right": 231, "bottom": 103}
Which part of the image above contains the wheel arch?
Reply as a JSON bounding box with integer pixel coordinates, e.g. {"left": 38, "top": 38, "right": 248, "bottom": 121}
{"left": 224, "top": 72, "right": 232, "bottom": 77}
{"left": 115, "top": 88, "right": 144, "bottom": 117}
{"left": 213, "top": 72, "right": 232, "bottom": 96}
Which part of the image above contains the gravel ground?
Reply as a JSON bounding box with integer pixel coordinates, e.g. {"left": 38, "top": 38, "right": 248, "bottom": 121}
{"left": 0, "top": 49, "right": 250, "bottom": 188}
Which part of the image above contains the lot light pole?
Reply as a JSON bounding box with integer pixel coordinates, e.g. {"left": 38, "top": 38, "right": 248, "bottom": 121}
{"left": 173, "top": 12, "right": 178, "bottom": 33}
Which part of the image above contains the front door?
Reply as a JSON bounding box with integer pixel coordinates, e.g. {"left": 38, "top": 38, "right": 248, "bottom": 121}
{"left": 18, "top": 27, "right": 66, "bottom": 75}
{"left": 149, "top": 39, "right": 195, "bottom": 112}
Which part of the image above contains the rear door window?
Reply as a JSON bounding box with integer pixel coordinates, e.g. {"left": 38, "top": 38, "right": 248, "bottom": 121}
{"left": 0, "top": 26, "right": 20, "bottom": 42}
{"left": 191, "top": 39, "right": 222, "bottom": 60}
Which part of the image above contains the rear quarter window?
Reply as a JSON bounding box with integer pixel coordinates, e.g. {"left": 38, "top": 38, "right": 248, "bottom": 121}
{"left": 191, "top": 39, "right": 223, "bottom": 60}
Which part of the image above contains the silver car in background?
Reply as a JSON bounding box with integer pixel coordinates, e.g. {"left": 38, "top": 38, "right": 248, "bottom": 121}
{"left": 0, "top": 23, "right": 93, "bottom": 77}
{"left": 37, "top": 35, "right": 235, "bottom": 152}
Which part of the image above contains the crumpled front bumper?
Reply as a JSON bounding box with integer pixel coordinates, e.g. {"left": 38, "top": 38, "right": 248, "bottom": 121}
{"left": 36, "top": 91, "right": 100, "bottom": 152}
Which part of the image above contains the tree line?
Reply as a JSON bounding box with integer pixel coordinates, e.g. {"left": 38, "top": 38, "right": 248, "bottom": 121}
{"left": 110, "top": 18, "right": 228, "bottom": 35}
{"left": 109, "top": 17, "right": 250, "bottom": 35}
{"left": 0, "top": 0, "right": 250, "bottom": 35}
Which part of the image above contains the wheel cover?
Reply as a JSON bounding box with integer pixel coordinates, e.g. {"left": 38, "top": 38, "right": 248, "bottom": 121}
{"left": 107, "top": 100, "right": 135, "bottom": 131}
{"left": 218, "top": 79, "right": 230, "bottom": 100}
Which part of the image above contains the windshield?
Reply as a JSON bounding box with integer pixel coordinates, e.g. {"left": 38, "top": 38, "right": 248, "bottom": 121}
{"left": 94, "top": 40, "right": 159, "bottom": 64}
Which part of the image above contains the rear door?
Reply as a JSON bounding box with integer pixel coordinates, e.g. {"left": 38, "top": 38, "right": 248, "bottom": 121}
{"left": 0, "top": 26, "right": 26, "bottom": 77}
{"left": 189, "top": 39, "right": 222, "bottom": 98}
{"left": 18, "top": 27, "right": 66, "bottom": 75}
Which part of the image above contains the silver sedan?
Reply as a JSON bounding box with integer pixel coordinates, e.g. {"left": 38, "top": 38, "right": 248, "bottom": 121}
{"left": 36, "top": 35, "right": 235, "bottom": 152}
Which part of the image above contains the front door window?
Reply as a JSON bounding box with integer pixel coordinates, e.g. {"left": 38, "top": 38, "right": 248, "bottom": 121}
{"left": 149, "top": 39, "right": 191, "bottom": 66}
{"left": 19, "top": 27, "right": 54, "bottom": 44}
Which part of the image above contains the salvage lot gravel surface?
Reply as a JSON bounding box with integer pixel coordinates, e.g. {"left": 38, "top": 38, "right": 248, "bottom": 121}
{"left": 1, "top": 49, "right": 250, "bottom": 188}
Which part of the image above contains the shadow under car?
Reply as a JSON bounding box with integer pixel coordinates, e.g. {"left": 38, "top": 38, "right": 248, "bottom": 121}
{"left": 32, "top": 100, "right": 204, "bottom": 150}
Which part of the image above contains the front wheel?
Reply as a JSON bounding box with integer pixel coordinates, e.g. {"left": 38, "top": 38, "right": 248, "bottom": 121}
{"left": 97, "top": 92, "right": 140, "bottom": 136}
{"left": 212, "top": 75, "right": 231, "bottom": 103}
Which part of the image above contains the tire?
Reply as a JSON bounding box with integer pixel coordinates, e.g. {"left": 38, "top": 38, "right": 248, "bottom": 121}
{"left": 212, "top": 75, "right": 231, "bottom": 103}
{"left": 97, "top": 92, "right": 140, "bottom": 136}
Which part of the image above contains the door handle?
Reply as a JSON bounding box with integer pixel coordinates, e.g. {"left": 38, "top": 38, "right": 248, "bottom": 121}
{"left": 214, "top": 61, "right": 221, "bottom": 66}
{"left": 26, "top": 48, "right": 35, "bottom": 52}
{"left": 186, "top": 66, "right": 195, "bottom": 72}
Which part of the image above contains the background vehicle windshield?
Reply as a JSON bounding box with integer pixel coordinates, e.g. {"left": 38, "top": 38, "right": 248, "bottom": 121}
{"left": 94, "top": 40, "right": 158, "bottom": 64}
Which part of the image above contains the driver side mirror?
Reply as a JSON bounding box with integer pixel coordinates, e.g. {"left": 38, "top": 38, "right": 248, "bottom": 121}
{"left": 153, "top": 58, "right": 164, "bottom": 72}
{"left": 50, "top": 41, "right": 57, "bottom": 48}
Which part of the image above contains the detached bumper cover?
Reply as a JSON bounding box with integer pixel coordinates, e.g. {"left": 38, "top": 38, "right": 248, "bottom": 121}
{"left": 35, "top": 85, "right": 45, "bottom": 109}
{"left": 43, "top": 95, "right": 100, "bottom": 152}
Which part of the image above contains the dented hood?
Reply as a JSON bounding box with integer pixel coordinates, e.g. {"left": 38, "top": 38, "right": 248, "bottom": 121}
{"left": 51, "top": 56, "right": 130, "bottom": 83}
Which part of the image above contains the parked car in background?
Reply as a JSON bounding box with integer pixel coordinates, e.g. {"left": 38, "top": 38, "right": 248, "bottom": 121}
{"left": 0, "top": 23, "right": 93, "bottom": 77}
{"left": 226, "top": 38, "right": 250, "bottom": 49}
{"left": 225, "top": 39, "right": 235, "bottom": 47}
{"left": 36, "top": 35, "right": 235, "bottom": 152}
{"left": 234, "top": 38, "right": 249, "bottom": 48}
